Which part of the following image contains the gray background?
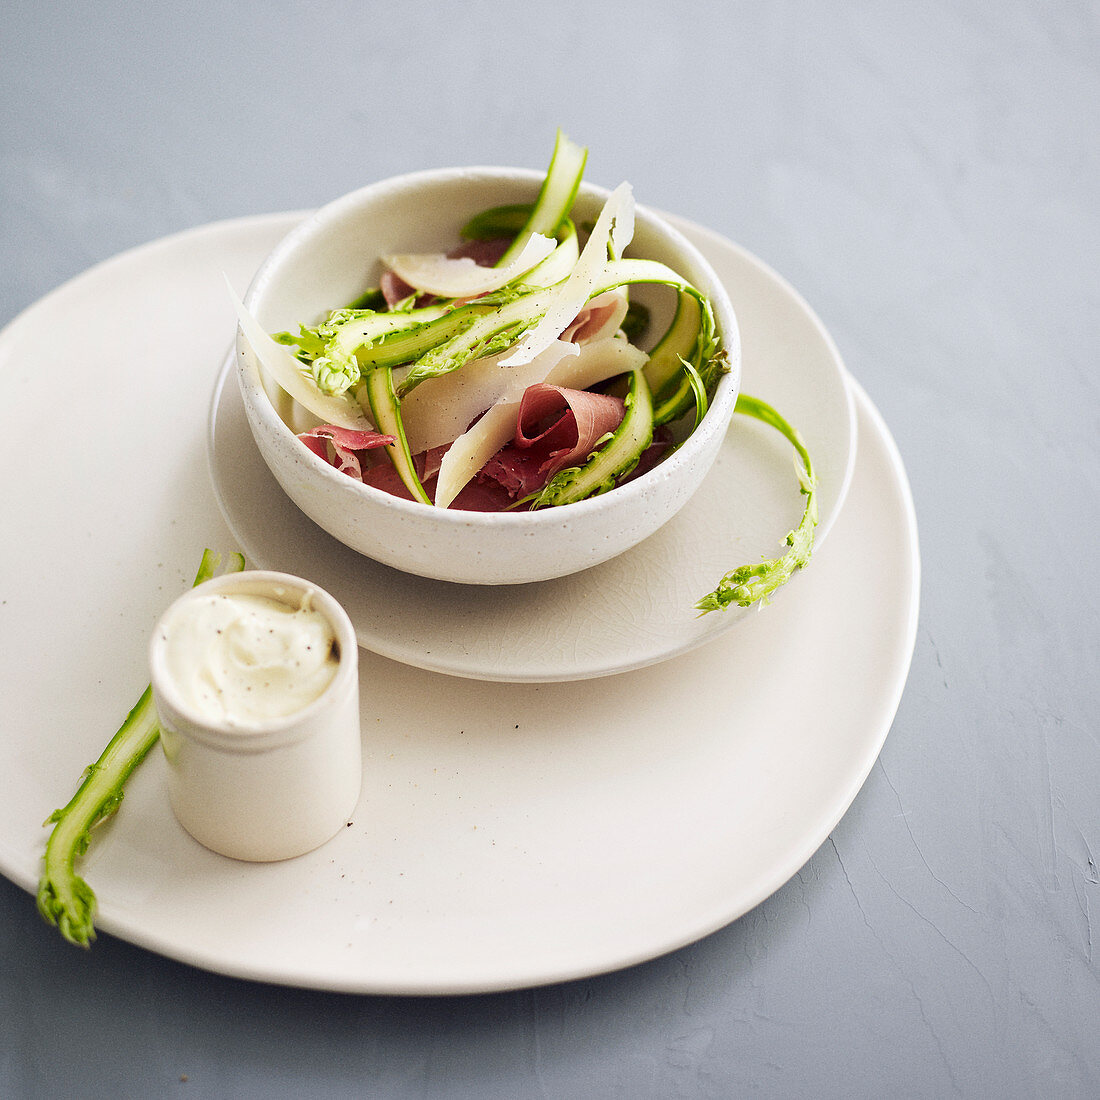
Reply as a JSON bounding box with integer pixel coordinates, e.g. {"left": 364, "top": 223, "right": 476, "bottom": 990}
{"left": 2, "top": 1, "right": 1097, "bottom": 1097}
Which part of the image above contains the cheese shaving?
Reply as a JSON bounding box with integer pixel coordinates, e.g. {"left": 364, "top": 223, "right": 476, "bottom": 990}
{"left": 499, "top": 183, "right": 635, "bottom": 368}
{"left": 382, "top": 233, "right": 556, "bottom": 298}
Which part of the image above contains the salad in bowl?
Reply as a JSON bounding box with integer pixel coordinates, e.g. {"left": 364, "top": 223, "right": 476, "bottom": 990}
{"left": 234, "top": 132, "right": 813, "bottom": 596}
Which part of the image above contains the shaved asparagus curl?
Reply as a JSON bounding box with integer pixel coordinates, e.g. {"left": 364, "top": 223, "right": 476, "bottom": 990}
{"left": 36, "top": 549, "right": 246, "bottom": 946}
{"left": 695, "top": 396, "right": 818, "bottom": 612}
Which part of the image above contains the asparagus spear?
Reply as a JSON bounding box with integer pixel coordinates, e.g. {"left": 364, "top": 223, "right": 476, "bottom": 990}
{"left": 696, "top": 395, "right": 818, "bottom": 612}
{"left": 36, "top": 548, "right": 245, "bottom": 946}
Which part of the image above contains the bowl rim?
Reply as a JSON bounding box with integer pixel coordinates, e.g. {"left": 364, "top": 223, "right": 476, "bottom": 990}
{"left": 238, "top": 165, "right": 742, "bottom": 530}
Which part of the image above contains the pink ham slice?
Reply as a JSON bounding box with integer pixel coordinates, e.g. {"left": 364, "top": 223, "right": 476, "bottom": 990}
{"left": 478, "top": 383, "right": 625, "bottom": 499}
{"left": 449, "top": 237, "right": 514, "bottom": 267}
{"left": 361, "top": 447, "right": 516, "bottom": 512}
{"left": 299, "top": 425, "right": 503, "bottom": 507}
{"left": 380, "top": 269, "right": 417, "bottom": 309}
{"left": 560, "top": 292, "right": 625, "bottom": 344}
{"left": 380, "top": 382, "right": 627, "bottom": 508}
{"left": 298, "top": 425, "right": 395, "bottom": 481}
{"left": 301, "top": 384, "right": 627, "bottom": 511}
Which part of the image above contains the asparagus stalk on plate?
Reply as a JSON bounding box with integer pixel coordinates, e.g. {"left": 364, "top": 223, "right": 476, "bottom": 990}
{"left": 36, "top": 548, "right": 245, "bottom": 946}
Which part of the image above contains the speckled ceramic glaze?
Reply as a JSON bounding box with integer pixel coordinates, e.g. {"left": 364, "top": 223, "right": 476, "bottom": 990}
{"left": 237, "top": 168, "right": 740, "bottom": 585}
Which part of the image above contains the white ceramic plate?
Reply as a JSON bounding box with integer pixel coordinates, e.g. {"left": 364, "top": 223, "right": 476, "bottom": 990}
{"left": 0, "top": 213, "right": 917, "bottom": 994}
{"left": 212, "top": 212, "right": 856, "bottom": 681}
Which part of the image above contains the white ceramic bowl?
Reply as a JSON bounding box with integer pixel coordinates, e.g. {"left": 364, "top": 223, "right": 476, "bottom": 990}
{"left": 237, "top": 167, "right": 741, "bottom": 585}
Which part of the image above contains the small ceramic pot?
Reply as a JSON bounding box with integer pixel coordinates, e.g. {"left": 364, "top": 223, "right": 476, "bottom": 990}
{"left": 149, "top": 570, "right": 361, "bottom": 861}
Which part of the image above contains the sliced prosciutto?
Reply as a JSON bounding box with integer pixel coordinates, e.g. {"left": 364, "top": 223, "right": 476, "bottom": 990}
{"left": 560, "top": 289, "right": 629, "bottom": 345}
{"left": 478, "top": 384, "right": 625, "bottom": 499}
{"left": 301, "top": 382, "right": 628, "bottom": 510}
{"left": 303, "top": 433, "right": 518, "bottom": 512}
{"left": 358, "top": 445, "right": 516, "bottom": 511}
{"left": 298, "top": 425, "right": 394, "bottom": 481}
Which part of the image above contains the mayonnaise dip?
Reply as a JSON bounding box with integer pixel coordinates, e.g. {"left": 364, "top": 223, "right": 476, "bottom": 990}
{"left": 156, "top": 588, "right": 339, "bottom": 726}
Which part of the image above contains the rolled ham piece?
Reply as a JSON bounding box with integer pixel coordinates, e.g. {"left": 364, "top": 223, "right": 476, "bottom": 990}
{"left": 470, "top": 384, "right": 623, "bottom": 500}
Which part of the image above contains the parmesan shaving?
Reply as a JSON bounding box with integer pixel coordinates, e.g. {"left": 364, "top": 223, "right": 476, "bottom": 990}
{"left": 499, "top": 183, "right": 635, "bottom": 368}
{"left": 382, "top": 233, "right": 556, "bottom": 298}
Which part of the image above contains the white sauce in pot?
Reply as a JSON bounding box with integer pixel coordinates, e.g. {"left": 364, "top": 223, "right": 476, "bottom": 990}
{"left": 156, "top": 590, "right": 339, "bottom": 726}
